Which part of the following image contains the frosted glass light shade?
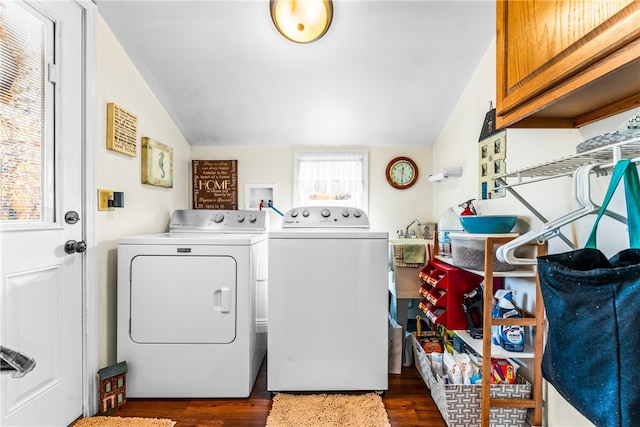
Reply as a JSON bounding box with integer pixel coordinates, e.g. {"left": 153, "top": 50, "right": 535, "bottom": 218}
{"left": 270, "top": 0, "right": 333, "bottom": 43}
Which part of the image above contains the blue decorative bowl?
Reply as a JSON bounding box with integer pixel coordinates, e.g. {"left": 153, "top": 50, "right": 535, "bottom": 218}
{"left": 459, "top": 215, "right": 517, "bottom": 234}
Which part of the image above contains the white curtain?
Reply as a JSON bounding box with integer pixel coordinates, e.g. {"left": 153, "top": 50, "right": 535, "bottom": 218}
{"left": 296, "top": 153, "right": 365, "bottom": 195}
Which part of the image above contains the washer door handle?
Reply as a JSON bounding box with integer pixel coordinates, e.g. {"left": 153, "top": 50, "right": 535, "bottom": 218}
{"left": 214, "top": 288, "right": 231, "bottom": 313}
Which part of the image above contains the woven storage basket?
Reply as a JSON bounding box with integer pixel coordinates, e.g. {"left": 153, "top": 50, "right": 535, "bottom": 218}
{"left": 412, "top": 335, "right": 530, "bottom": 427}
{"left": 412, "top": 332, "right": 436, "bottom": 390}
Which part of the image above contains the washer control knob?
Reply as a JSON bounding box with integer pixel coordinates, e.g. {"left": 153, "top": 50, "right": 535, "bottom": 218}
{"left": 212, "top": 213, "right": 224, "bottom": 223}
{"left": 353, "top": 210, "right": 362, "bottom": 218}
{"left": 290, "top": 210, "right": 298, "bottom": 218}
{"left": 302, "top": 210, "right": 310, "bottom": 217}
{"left": 342, "top": 210, "right": 350, "bottom": 217}
{"left": 248, "top": 214, "right": 257, "bottom": 222}
{"left": 236, "top": 214, "right": 245, "bottom": 222}
{"left": 321, "top": 208, "right": 331, "bottom": 218}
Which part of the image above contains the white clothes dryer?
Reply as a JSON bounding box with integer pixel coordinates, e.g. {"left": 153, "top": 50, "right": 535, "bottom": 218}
{"left": 117, "top": 209, "right": 267, "bottom": 397}
{"left": 267, "top": 206, "right": 389, "bottom": 393}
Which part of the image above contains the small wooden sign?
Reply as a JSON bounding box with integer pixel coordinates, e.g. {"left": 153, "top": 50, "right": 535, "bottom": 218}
{"left": 106, "top": 103, "right": 138, "bottom": 157}
{"left": 192, "top": 160, "right": 238, "bottom": 210}
{"left": 141, "top": 137, "right": 173, "bottom": 188}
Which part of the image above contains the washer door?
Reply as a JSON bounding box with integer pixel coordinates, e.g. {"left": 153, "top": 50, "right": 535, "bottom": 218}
{"left": 130, "top": 255, "right": 237, "bottom": 343}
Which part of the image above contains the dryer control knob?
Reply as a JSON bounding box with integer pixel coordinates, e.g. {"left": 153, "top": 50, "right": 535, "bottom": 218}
{"left": 248, "top": 214, "right": 257, "bottom": 222}
{"left": 212, "top": 213, "right": 224, "bottom": 223}
{"left": 290, "top": 210, "right": 299, "bottom": 218}
{"left": 353, "top": 210, "right": 362, "bottom": 218}
{"left": 236, "top": 214, "right": 245, "bottom": 222}
{"left": 321, "top": 208, "right": 331, "bottom": 218}
{"left": 302, "top": 210, "right": 310, "bottom": 217}
{"left": 342, "top": 210, "right": 350, "bottom": 217}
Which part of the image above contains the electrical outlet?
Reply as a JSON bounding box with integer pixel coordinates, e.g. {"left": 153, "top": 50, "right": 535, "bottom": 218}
{"left": 98, "top": 189, "right": 114, "bottom": 211}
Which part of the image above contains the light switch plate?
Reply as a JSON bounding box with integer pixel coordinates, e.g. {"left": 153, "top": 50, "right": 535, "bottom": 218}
{"left": 98, "top": 189, "right": 114, "bottom": 211}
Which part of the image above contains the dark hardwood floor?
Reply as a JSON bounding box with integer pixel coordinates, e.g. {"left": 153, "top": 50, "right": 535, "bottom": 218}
{"left": 108, "top": 358, "right": 447, "bottom": 426}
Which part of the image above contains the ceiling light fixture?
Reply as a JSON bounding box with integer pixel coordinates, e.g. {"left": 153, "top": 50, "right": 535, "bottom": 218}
{"left": 270, "top": 0, "right": 333, "bottom": 44}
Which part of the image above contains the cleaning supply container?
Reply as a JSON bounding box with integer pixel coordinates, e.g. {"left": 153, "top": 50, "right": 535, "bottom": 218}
{"left": 491, "top": 290, "right": 524, "bottom": 352}
{"left": 437, "top": 207, "right": 463, "bottom": 257}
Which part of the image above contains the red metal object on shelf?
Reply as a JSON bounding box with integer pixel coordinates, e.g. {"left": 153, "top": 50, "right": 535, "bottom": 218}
{"left": 418, "top": 258, "right": 485, "bottom": 330}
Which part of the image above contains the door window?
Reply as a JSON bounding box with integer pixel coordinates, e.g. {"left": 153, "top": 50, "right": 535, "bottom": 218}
{"left": 1, "top": 2, "right": 55, "bottom": 225}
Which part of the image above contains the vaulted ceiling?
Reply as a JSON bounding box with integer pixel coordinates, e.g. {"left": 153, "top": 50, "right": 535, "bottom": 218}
{"left": 95, "top": 0, "right": 495, "bottom": 146}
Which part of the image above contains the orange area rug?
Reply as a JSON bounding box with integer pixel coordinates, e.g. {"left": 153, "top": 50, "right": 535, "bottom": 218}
{"left": 71, "top": 416, "right": 176, "bottom": 427}
{"left": 266, "top": 393, "right": 390, "bottom": 427}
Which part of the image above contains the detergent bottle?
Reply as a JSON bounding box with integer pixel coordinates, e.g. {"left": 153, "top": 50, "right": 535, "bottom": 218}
{"left": 491, "top": 290, "right": 524, "bottom": 352}
{"left": 437, "top": 207, "right": 462, "bottom": 256}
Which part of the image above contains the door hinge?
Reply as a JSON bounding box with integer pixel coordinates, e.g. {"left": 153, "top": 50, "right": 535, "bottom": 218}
{"left": 47, "top": 63, "right": 58, "bottom": 84}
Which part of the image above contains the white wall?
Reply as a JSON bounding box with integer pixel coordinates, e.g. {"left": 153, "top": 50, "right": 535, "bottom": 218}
{"left": 433, "top": 35, "right": 634, "bottom": 427}
{"left": 190, "top": 145, "right": 434, "bottom": 235}
{"left": 96, "top": 16, "right": 192, "bottom": 367}
{"left": 431, "top": 37, "right": 581, "bottom": 223}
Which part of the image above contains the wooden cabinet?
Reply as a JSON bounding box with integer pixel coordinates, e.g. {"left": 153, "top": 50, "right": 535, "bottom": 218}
{"left": 496, "top": 0, "right": 640, "bottom": 129}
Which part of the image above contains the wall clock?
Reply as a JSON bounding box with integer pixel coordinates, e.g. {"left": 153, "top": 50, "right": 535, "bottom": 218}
{"left": 386, "top": 157, "right": 418, "bottom": 189}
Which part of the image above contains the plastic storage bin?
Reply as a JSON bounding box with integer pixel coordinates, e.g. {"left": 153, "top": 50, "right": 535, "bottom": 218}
{"left": 450, "top": 233, "right": 518, "bottom": 272}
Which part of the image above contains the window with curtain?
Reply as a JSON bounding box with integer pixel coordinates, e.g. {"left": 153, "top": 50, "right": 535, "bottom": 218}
{"left": 293, "top": 152, "right": 369, "bottom": 211}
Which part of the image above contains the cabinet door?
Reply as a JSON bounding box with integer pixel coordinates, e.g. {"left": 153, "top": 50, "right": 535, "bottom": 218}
{"left": 496, "top": 0, "right": 640, "bottom": 128}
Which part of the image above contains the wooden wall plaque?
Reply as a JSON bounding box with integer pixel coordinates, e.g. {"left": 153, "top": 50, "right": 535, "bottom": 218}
{"left": 141, "top": 137, "right": 173, "bottom": 188}
{"left": 192, "top": 160, "right": 238, "bottom": 209}
{"left": 106, "top": 102, "right": 138, "bottom": 157}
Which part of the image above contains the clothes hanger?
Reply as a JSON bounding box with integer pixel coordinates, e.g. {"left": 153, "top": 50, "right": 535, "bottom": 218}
{"left": 497, "top": 162, "right": 629, "bottom": 265}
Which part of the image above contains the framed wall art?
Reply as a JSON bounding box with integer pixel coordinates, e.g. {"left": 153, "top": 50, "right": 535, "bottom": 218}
{"left": 106, "top": 102, "right": 138, "bottom": 157}
{"left": 141, "top": 137, "right": 173, "bottom": 188}
{"left": 192, "top": 160, "right": 238, "bottom": 209}
{"left": 478, "top": 130, "right": 506, "bottom": 199}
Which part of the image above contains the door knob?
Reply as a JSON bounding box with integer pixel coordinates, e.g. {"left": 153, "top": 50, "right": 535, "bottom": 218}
{"left": 64, "top": 210, "right": 80, "bottom": 224}
{"left": 64, "top": 240, "right": 87, "bottom": 254}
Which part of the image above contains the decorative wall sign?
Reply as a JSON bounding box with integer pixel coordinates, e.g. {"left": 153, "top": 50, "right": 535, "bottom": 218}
{"left": 106, "top": 103, "right": 138, "bottom": 157}
{"left": 141, "top": 137, "right": 173, "bottom": 188}
{"left": 478, "top": 130, "right": 507, "bottom": 199}
{"left": 192, "top": 160, "right": 238, "bottom": 209}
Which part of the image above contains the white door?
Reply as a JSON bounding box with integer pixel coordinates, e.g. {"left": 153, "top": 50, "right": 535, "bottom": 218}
{"left": 1, "top": 1, "right": 85, "bottom": 425}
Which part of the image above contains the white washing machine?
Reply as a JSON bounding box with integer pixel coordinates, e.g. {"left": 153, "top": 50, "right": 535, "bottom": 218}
{"left": 267, "top": 206, "right": 389, "bottom": 392}
{"left": 117, "top": 209, "right": 267, "bottom": 398}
